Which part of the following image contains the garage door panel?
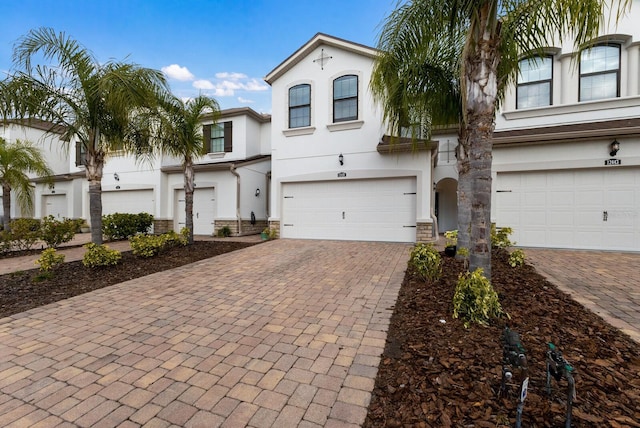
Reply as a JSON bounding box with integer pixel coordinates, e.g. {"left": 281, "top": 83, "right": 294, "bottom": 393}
{"left": 43, "top": 194, "right": 67, "bottom": 219}
{"left": 102, "top": 190, "right": 153, "bottom": 215}
{"left": 175, "top": 188, "right": 216, "bottom": 235}
{"left": 496, "top": 168, "right": 639, "bottom": 251}
{"left": 282, "top": 178, "right": 416, "bottom": 242}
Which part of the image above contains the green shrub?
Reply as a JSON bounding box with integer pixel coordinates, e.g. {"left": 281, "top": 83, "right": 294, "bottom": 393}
{"left": 444, "top": 230, "right": 458, "bottom": 247}
{"left": 491, "top": 225, "right": 514, "bottom": 249}
{"left": 508, "top": 249, "right": 526, "bottom": 268}
{"left": 453, "top": 268, "right": 506, "bottom": 328}
{"left": 408, "top": 243, "right": 442, "bottom": 283}
{"left": 40, "top": 216, "right": 81, "bottom": 248}
{"left": 0, "top": 230, "right": 13, "bottom": 254}
{"left": 130, "top": 230, "right": 188, "bottom": 258}
{"left": 9, "top": 218, "right": 41, "bottom": 251}
{"left": 102, "top": 212, "right": 154, "bottom": 241}
{"left": 217, "top": 225, "right": 232, "bottom": 237}
{"left": 82, "top": 243, "right": 122, "bottom": 267}
{"left": 35, "top": 248, "right": 65, "bottom": 272}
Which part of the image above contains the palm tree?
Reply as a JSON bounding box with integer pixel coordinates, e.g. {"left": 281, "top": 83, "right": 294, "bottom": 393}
{"left": 12, "top": 27, "right": 170, "bottom": 244}
{"left": 148, "top": 95, "right": 220, "bottom": 244}
{"left": 372, "top": 0, "right": 630, "bottom": 279}
{"left": 0, "top": 137, "right": 53, "bottom": 231}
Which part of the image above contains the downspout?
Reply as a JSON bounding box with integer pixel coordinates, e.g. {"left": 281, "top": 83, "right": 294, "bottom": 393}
{"left": 230, "top": 164, "right": 241, "bottom": 235}
{"left": 265, "top": 171, "right": 271, "bottom": 218}
{"left": 430, "top": 147, "right": 439, "bottom": 239}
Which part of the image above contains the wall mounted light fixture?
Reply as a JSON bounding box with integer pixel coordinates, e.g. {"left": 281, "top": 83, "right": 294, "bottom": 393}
{"left": 114, "top": 173, "right": 120, "bottom": 181}
{"left": 610, "top": 140, "right": 620, "bottom": 157}
{"left": 339, "top": 153, "right": 344, "bottom": 166}
{"left": 255, "top": 188, "right": 260, "bottom": 197}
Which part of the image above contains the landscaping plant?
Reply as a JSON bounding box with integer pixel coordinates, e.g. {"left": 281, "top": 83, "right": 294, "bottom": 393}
{"left": 452, "top": 267, "right": 506, "bottom": 328}
{"left": 8, "top": 218, "right": 40, "bottom": 251}
{"left": 102, "top": 213, "right": 153, "bottom": 241}
{"left": 130, "top": 230, "right": 188, "bottom": 258}
{"left": 40, "top": 216, "right": 82, "bottom": 248}
{"left": 408, "top": 243, "right": 442, "bottom": 283}
{"left": 35, "top": 248, "right": 65, "bottom": 272}
{"left": 508, "top": 249, "right": 526, "bottom": 268}
{"left": 82, "top": 243, "right": 122, "bottom": 267}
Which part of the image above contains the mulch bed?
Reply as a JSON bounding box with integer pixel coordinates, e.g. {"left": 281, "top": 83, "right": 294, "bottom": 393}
{"left": 364, "top": 249, "right": 640, "bottom": 427}
{"left": 0, "top": 241, "right": 255, "bottom": 318}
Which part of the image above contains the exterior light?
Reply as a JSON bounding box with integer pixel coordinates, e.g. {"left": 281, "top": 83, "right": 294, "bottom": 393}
{"left": 339, "top": 153, "right": 344, "bottom": 166}
{"left": 610, "top": 140, "right": 620, "bottom": 157}
{"left": 255, "top": 188, "right": 260, "bottom": 197}
{"left": 114, "top": 172, "right": 120, "bottom": 181}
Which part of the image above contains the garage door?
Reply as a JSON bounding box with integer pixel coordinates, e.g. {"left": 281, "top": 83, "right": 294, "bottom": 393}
{"left": 282, "top": 177, "right": 417, "bottom": 242}
{"left": 43, "top": 194, "right": 68, "bottom": 219}
{"left": 496, "top": 168, "right": 640, "bottom": 251}
{"left": 175, "top": 187, "right": 216, "bottom": 235}
{"left": 102, "top": 189, "right": 154, "bottom": 215}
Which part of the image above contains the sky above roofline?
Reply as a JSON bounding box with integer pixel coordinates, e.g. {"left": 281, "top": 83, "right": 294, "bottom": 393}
{"left": 0, "top": 0, "right": 396, "bottom": 114}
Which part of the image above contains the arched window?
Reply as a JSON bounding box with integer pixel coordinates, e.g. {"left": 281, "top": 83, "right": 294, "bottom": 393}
{"left": 333, "top": 75, "right": 358, "bottom": 122}
{"left": 289, "top": 84, "right": 311, "bottom": 128}
{"left": 516, "top": 55, "right": 553, "bottom": 109}
{"left": 580, "top": 44, "right": 620, "bottom": 101}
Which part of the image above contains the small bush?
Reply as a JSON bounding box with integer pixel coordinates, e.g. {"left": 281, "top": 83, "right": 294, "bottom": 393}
{"left": 508, "top": 249, "right": 526, "bottom": 268}
{"left": 35, "top": 248, "right": 65, "bottom": 272}
{"left": 40, "top": 216, "right": 81, "bottom": 248}
{"left": 102, "top": 212, "right": 153, "bottom": 241}
{"left": 0, "top": 230, "right": 13, "bottom": 254}
{"left": 453, "top": 268, "right": 506, "bottom": 328}
{"left": 82, "top": 243, "right": 122, "bottom": 267}
{"left": 409, "top": 243, "right": 442, "bottom": 283}
{"left": 444, "top": 230, "right": 458, "bottom": 247}
{"left": 217, "top": 226, "right": 232, "bottom": 237}
{"left": 9, "top": 218, "right": 41, "bottom": 251}
{"left": 491, "top": 225, "right": 514, "bottom": 249}
{"left": 130, "top": 230, "right": 188, "bottom": 258}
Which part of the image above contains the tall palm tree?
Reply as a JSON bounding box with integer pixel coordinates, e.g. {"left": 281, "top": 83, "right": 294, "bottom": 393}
{"left": 0, "top": 137, "right": 53, "bottom": 231}
{"left": 12, "top": 27, "right": 170, "bottom": 244}
{"left": 148, "top": 95, "right": 220, "bottom": 244}
{"left": 372, "top": 0, "right": 630, "bottom": 279}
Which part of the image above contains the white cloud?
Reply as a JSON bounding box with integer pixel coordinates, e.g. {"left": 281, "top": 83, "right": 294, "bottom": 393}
{"left": 161, "top": 64, "right": 195, "bottom": 81}
{"left": 244, "top": 78, "right": 269, "bottom": 92}
{"left": 237, "top": 97, "right": 254, "bottom": 104}
{"left": 193, "top": 79, "right": 215, "bottom": 90}
{"left": 215, "top": 72, "right": 247, "bottom": 80}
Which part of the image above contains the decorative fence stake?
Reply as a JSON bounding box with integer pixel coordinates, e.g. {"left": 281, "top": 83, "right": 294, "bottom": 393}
{"left": 546, "top": 343, "right": 576, "bottom": 428}
{"left": 500, "top": 327, "right": 528, "bottom": 428}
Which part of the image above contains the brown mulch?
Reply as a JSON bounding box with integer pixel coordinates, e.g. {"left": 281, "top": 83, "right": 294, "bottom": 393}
{"left": 0, "top": 241, "right": 255, "bottom": 318}
{"left": 365, "top": 249, "right": 640, "bottom": 428}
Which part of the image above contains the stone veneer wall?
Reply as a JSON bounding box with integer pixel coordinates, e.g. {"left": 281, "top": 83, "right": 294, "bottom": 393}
{"left": 416, "top": 222, "right": 434, "bottom": 243}
{"left": 214, "top": 219, "right": 268, "bottom": 236}
{"left": 267, "top": 220, "right": 280, "bottom": 239}
{"left": 153, "top": 219, "right": 173, "bottom": 235}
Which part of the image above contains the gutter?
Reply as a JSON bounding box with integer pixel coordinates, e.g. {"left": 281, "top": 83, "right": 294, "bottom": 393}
{"left": 230, "top": 164, "right": 241, "bottom": 235}
{"left": 430, "top": 147, "right": 439, "bottom": 239}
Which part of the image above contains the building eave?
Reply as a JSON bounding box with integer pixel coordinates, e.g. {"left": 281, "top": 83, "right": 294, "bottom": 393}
{"left": 377, "top": 135, "right": 438, "bottom": 154}
{"left": 161, "top": 154, "right": 271, "bottom": 174}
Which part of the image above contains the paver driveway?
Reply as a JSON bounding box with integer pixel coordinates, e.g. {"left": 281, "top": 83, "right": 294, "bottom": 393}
{"left": 0, "top": 239, "right": 411, "bottom": 427}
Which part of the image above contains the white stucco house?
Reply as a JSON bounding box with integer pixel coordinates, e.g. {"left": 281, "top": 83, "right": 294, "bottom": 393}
{"left": 265, "top": 33, "right": 437, "bottom": 243}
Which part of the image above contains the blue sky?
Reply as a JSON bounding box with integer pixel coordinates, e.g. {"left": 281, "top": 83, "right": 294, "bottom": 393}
{"left": 0, "top": 1, "right": 396, "bottom": 114}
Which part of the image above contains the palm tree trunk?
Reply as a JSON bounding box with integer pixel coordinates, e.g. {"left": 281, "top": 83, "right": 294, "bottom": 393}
{"left": 456, "top": 130, "right": 471, "bottom": 256}
{"left": 184, "top": 158, "right": 194, "bottom": 245}
{"left": 2, "top": 183, "right": 11, "bottom": 232}
{"left": 463, "top": 6, "right": 500, "bottom": 280}
{"left": 86, "top": 145, "right": 105, "bottom": 245}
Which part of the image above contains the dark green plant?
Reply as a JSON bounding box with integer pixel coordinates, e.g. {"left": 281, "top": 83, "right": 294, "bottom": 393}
{"left": 102, "top": 212, "right": 153, "bottom": 241}
{"left": 453, "top": 268, "right": 507, "bottom": 328}
{"left": 40, "top": 216, "right": 81, "bottom": 248}
{"left": 0, "top": 230, "right": 13, "bottom": 254}
{"left": 82, "top": 243, "right": 122, "bottom": 267}
{"left": 8, "top": 218, "right": 41, "bottom": 250}
{"left": 130, "top": 230, "right": 187, "bottom": 258}
{"left": 217, "top": 225, "right": 232, "bottom": 238}
{"left": 408, "top": 243, "right": 442, "bottom": 283}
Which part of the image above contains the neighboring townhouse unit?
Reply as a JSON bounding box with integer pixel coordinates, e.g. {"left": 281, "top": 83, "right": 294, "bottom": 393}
{"left": 4, "top": 108, "right": 271, "bottom": 237}
{"left": 490, "top": 4, "right": 640, "bottom": 251}
{"left": 265, "top": 33, "right": 437, "bottom": 243}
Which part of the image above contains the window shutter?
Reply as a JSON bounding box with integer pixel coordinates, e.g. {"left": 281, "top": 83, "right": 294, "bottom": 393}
{"left": 202, "top": 124, "right": 211, "bottom": 154}
{"left": 75, "top": 142, "right": 83, "bottom": 166}
{"left": 224, "top": 121, "right": 233, "bottom": 153}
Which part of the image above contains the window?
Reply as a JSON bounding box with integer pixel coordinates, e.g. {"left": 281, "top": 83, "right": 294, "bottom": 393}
{"left": 580, "top": 44, "right": 620, "bottom": 102}
{"left": 202, "top": 121, "right": 232, "bottom": 153}
{"left": 516, "top": 56, "right": 552, "bottom": 109}
{"left": 289, "top": 84, "right": 311, "bottom": 128}
{"left": 333, "top": 75, "right": 358, "bottom": 122}
{"left": 75, "top": 142, "right": 87, "bottom": 166}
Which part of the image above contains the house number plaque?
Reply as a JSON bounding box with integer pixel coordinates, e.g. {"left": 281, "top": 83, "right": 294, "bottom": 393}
{"left": 605, "top": 159, "right": 622, "bottom": 166}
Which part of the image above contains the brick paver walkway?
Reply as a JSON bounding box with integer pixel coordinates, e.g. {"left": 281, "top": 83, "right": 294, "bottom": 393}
{"left": 524, "top": 248, "right": 640, "bottom": 344}
{"left": 0, "top": 239, "right": 410, "bottom": 427}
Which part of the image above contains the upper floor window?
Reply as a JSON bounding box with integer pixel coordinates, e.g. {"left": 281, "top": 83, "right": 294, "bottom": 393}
{"left": 75, "top": 142, "right": 87, "bottom": 166}
{"left": 202, "top": 121, "right": 232, "bottom": 153}
{"left": 516, "top": 56, "right": 552, "bottom": 109}
{"left": 289, "top": 84, "right": 311, "bottom": 128}
{"left": 580, "top": 44, "right": 620, "bottom": 102}
{"left": 333, "top": 75, "right": 358, "bottom": 122}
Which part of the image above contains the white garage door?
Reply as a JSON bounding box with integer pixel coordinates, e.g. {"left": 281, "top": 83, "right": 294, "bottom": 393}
{"left": 175, "top": 187, "right": 216, "bottom": 235}
{"left": 43, "top": 194, "right": 68, "bottom": 219}
{"left": 496, "top": 168, "right": 640, "bottom": 251}
{"left": 282, "top": 177, "right": 417, "bottom": 242}
{"left": 102, "top": 189, "right": 154, "bottom": 215}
